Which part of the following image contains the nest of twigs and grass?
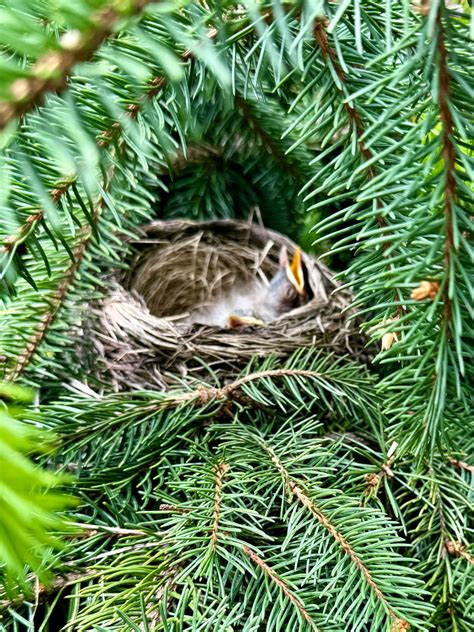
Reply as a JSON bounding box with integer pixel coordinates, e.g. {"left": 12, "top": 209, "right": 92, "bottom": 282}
{"left": 89, "top": 219, "right": 369, "bottom": 390}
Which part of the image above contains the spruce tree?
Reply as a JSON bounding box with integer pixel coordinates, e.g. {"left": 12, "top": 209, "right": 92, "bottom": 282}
{"left": 0, "top": 1, "right": 472, "bottom": 630}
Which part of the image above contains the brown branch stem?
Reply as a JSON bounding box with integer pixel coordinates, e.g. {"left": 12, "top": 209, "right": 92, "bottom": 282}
{"left": 64, "top": 368, "right": 328, "bottom": 444}
{"left": 1, "top": 213, "right": 44, "bottom": 254}
{"left": 448, "top": 458, "right": 474, "bottom": 474}
{"left": 159, "top": 504, "right": 190, "bottom": 514}
{"left": 96, "top": 28, "right": 217, "bottom": 148}
{"left": 312, "top": 18, "right": 409, "bottom": 322}
{"left": 68, "top": 522, "right": 149, "bottom": 538}
{"left": 312, "top": 21, "right": 382, "bottom": 217}
{"left": 243, "top": 546, "right": 320, "bottom": 630}
{"left": 211, "top": 461, "right": 229, "bottom": 551}
{"left": 6, "top": 209, "right": 97, "bottom": 382}
{"left": 436, "top": 11, "right": 457, "bottom": 329}
{"left": 157, "top": 368, "right": 327, "bottom": 409}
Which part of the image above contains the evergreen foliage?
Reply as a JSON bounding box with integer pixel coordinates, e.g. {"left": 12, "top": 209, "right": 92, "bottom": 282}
{"left": 0, "top": 1, "right": 472, "bottom": 630}
{"left": 0, "top": 383, "right": 74, "bottom": 591}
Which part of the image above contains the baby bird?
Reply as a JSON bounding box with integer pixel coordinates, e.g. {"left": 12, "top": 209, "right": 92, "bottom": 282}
{"left": 190, "top": 246, "right": 309, "bottom": 328}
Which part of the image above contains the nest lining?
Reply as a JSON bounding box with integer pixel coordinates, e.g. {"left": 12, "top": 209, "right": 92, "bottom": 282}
{"left": 90, "top": 219, "right": 367, "bottom": 390}
{"left": 127, "top": 236, "right": 279, "bottom": 319}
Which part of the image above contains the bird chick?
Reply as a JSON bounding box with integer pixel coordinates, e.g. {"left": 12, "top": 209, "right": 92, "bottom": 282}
{"left": 228, "top": 246, "right": 308, "bottom": 327}
{"left": 190, "top": 246, "right": 309, "bottom": 328}
{"left": 262, "top": 246, "right": 308, "bottom": 318}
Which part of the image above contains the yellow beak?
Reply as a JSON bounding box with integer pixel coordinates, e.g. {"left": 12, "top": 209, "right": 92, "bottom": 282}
{"left": 287, "top": 247, "right": 305, "bottom": 294}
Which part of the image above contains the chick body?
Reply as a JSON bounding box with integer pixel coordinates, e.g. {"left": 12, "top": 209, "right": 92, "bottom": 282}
{"left": 187, "top": 246, "right": 309, "bottom": 328}
{"left": 189, "top": 281, "right": 275, "bottom": 328}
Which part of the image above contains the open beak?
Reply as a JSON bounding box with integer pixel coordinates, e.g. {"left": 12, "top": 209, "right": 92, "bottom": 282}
{"left": 228, "top": 315, "right": 265, "bottom": 329}
{"left": 286, "top": 247, "right": 305, "bottom": 294}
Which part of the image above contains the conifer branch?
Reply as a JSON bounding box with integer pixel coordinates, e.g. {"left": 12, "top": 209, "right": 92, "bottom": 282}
{"left": 4, "top": 182, "right": 108, "bottom": 382}
{"left": 155, "top": 368, "right": 329, "bottom": 408}
{"left": 3, "top": 15, "right": 217, "bottom": 378}
{"left": 2, "top": 28, "right": 219, "bottom": 277}
{"left": 312, "top": 16, "right": 405, "bottom": 316}
{"left": 2, "top": 45, "right": 193, "bottom": 378}
{"left": 211, "top": 461, "right": 229, "bottom": 551}
{"left": 97, "top": 27, "right": 218, "bottom": 148}
{"left": 242, "top": 546, "right": 320, "bottom": 630}
{"left": 63, "top": 354, "right": 372, "bottom": 447}
{"left": 220, "top": 368, "right": 328, "bottom": 397}
{"left": 312, "top": 20, "right": 384, "bottom": 224}
{"left": 436, "top": 10, "right": 457, "bottom": 330}
{"left": 0, "top": 0, "right": 155, "bottom": 130}
{"left": 264, "top": 442, "right": 409, "bottom": 630}
{"left": 1, "top": 5, "right": 470, "bottom": 629}
{"left": 5, "top": 224, "right": 93, "bottom": 381}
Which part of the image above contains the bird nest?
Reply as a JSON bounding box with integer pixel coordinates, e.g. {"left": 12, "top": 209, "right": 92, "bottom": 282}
{"left": 90, "top": 219, "right": 368, "bottom": 390}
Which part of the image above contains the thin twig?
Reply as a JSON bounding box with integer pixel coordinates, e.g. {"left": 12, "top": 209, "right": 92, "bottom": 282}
{"left": 154, "top": 368, "right": 328, "bottom": 409}
{"left": 1, "top": 213, "right": 44, "bottom": 254}
{"left": 97, "top": 28, "right": 218, "bottom": 148}
{"left": 159, "top": 504, "right": 191, "bottom": 514}
{"left": 313, "top": 18, "right": 406, "bottom": 315}
{"left": 169, "top": 143, "right": 223, "bottom": 172}
{"left": 1, "top": 185, "right": 70, "bottom": 253}
{"left": 448, "top": 458, "right": 474, "bottom": 474}
{"left": 68, "top": 521, "right": 149, "bottom": 537}
{"left": 243, "top": 545, "right": 320, "bottom": 630}
{"left": 86, "top": 541, "right": 161, "bottom": 562}
{"left": 64, "top": 368, "right": 331, "bottom": 444}
{"left": 5, "top": 196, "right": 103, "bottom": 381}
{"left": 211, "top": 461, "right": 229, "bottom": 551}
{"left": 436, "top": 10, "right": 457, "bottom": 329}
{"left": 312, "top": 20, "right": 382, "bottom": 219}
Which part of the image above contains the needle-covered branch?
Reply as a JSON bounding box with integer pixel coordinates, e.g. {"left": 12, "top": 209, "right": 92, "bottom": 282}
{"left": 0, "top": 0, "right": 155, "bottom": 130}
